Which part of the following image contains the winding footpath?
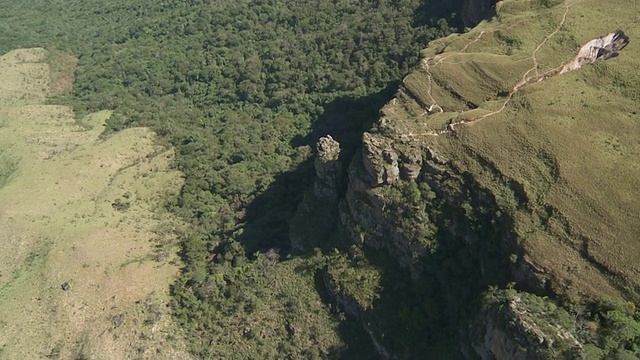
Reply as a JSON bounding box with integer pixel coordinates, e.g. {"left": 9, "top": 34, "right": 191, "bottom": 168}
{"left": 411, "top": 1, "right": 572, "bottom": 137}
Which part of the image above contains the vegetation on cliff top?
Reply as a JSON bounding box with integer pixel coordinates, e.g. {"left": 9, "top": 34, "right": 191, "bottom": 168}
{"left": 335, "top": 0, "right": 640, "bottom": 357}
{"left": 2, "top": 0, "right": 639, "bottom": 358}
{"left": 1, "top": 0, "right": 462, "bottom": 356}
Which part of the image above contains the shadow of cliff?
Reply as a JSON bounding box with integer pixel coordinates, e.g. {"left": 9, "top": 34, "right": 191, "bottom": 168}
{"left": 238, "top": 83, "right": 399, "bottom": 255}
{"left": 231, "top": 85, "right": 400, "bottom": 358}
{"left": 294, "top": 82, "right": 399, "bottom": 165}
{"left": 414, "top": 0, "right": 465, "bottom": 29}
{"left": 351, "top": 245, "right": 491, "bottom": 358}
{"left": 414, "top": 0, "right": 498, "bottom": 31}
{"left": 339, "top": 175, "right": 515, "bottom": 358}
{"left": 235, "top": 157, "right": 315, "bottom": 253}
{"left": 312, "top": 270, "right": 380, "bottom": 359}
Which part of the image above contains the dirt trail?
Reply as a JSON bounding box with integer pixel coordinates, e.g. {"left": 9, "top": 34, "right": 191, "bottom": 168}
{"left": 408, "top": 0, "right": 629, "bottom": 139}
{"left": 420, "top": 29, "right": 491, "bottom": 115}
{"left": 411, "top": 1, "right": 572, "bottom": 137}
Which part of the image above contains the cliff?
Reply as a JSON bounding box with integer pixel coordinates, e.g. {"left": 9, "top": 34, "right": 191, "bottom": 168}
{"left": 307, "top": 0, "right": 640, "bottom": 358}
{"left": 472, "top": 289, "right": 583, "bottom": 359}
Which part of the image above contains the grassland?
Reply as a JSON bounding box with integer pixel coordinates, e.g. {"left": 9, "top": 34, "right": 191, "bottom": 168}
{"left": 0, "top": 48, "right": 190, "bottom": 359}
{"left": 383, "top": 0, "right": 640, "bottom": 303}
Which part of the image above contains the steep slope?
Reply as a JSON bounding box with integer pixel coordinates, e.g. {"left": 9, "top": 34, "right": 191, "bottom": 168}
{"left": 315, "top": 0, "right": 640, "bottom": 357}
{"left": 369, "top": 0, "right": 639, "bottom": 302}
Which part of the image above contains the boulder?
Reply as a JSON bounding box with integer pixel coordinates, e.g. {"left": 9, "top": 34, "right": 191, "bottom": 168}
{"left": 560, "top": 30, "right": 630, "bottom": 73}
{"left": 399, "top": 147, "right": 423, "bottom": 180}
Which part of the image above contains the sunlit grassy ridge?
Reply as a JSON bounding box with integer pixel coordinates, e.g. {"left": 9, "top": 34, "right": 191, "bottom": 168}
{"left": 0, "top": 49, "right": 189, "bottom": 359}
{"left": 2, "top": 0, "right": 638, "bottom": 356}
{"left": 384, "top": 0, "right": 640, "bottom": 302}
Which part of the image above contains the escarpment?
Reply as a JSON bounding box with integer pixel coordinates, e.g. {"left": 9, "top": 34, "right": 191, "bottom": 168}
{"left": 307, "top": 0, "right": 640, "bottom": 358}
{"left": 472, "top": 290, "right": 583, "bottom": 359}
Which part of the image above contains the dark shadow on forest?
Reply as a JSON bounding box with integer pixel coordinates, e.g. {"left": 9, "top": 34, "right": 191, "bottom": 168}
{"left": 293, "top": 82, "right": 400, "bottom": 160}
{"left": 238, "top": 83, "right": 399, "bottom": 255}
{"left": 414, "top": 0, "right": 499, "bottom": 32}
{"left": 235, "top": 84, "right": 401, "bottom": 357}
{"left": 414, "top": 0, "right": 465, "bottom": 30}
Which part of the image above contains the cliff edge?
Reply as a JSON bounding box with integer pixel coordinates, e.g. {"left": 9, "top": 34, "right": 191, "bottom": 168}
{"left": 312, "top": 0, "right": 640, "bottom": 358}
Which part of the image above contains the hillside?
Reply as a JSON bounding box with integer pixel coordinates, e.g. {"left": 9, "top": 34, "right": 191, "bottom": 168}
{"left": 0, "top": 49, "right": 188, "bottom": 359}
{"left": 375, "top": 0, "right": 640, "bottom": 302}
{"left": 326, "top": 0, "right": 640, "bottom": 357}
{"left": 424, "top": 0, "right": 635, "bottom": 300}
{"left": 1, "top": 0, "right": 639, "bottom": 358}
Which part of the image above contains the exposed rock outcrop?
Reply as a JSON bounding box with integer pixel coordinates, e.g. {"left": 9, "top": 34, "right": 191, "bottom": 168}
{"left": 314, "top": 135, "right": 342, "bottom": 202}
{"left": 399, "top": 147, "right": 423, "bottom": 180}
{"left": 289, "top": 136, "right": 342, "bottom": 252}
{"left": 362, "top": 132, "right": 399, "bottom": 186}
{"left": 361, "top": 133, "right": 430, "bottom": 186}
{"left": 472, "top": 291, "right": 582, "bottom": 360}
{"left": 560, "top": 30, "right": 630, "bottom": 73}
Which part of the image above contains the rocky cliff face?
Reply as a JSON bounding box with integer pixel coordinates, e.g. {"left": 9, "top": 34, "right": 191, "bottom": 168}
{"left": 344, "top": 128, "right": 526, "bottom": 281}
{"left": 313, "top": 0, "right": 640, "bottom": 358}
{"left": 472, "top": 291, "right": 582, "bottom": 360}
{"left": 334, "top": 126, "right": 539, "bottom": 357}
{"left": 313, "top": 135, "right": 342, "bottom": 202}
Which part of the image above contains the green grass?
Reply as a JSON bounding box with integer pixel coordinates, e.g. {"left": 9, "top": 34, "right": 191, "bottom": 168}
{"left": 384, "top": 0, "right": 640, "bottom": 304}
{"left": 0, "top": 237, "right": 51, "bottom": 299}
{"left": 0, "top": 149, "right": 18, "bottom": 189}
{"left": 0, "top": 48, "right": 190, "bottom": 359}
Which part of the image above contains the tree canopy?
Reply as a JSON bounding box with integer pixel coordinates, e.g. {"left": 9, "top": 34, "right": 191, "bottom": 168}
{"left": 1, "top": 0, "right": 459, "bottom": 356}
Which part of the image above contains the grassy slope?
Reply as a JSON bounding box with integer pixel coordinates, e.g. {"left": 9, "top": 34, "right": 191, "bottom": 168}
{"left": 388, "top": 0, "right": 639, "bottom": 302}
{"left": 0, "top": 49, "right": 189, "bottom": 359}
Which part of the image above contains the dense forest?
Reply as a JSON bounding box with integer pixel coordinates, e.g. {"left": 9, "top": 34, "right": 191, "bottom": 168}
{"left": 2, "top": 0, "right": 453, "bottom": 246}
{"left": 0, "top": 0, "right": 468, "bottom": 357}
{"left": 3, "top": 0, "right": 640, "bottom": 358}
